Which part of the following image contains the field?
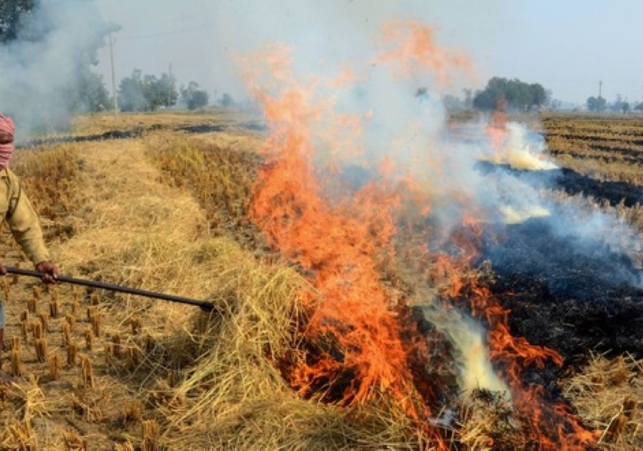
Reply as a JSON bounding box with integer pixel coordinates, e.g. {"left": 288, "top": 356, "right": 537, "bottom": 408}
{"left": 0, "top": 109, "right": 642, "bottom": 450}
{"left": 543, "top": 113, "right": 643, "bottom": 186}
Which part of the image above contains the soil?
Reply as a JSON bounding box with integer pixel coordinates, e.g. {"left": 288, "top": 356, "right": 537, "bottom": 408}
{"left": 478, "top": 216, "right": 643, "bottom": 363}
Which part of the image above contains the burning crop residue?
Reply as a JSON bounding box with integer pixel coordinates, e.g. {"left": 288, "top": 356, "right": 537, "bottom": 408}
{"left": 236, "top": 20, "right": 628, "bottom": 449}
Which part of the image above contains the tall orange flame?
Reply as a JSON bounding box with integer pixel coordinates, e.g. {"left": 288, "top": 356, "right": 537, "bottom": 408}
{"left": 248, "top": 59, "right": 424, "bottom": 411}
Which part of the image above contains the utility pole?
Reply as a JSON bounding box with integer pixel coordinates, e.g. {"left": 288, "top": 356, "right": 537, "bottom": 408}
{"left": 168, "top": 63, "right": 173, "bottom": 108}
{"left": 109, "top": 33, "right": 118, "bottom": 117}
{"left": 598, "top": 80, "right": 603, "bottom": 112}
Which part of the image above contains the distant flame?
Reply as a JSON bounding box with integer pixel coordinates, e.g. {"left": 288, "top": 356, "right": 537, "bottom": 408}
{"left": 483, "top": 102, "right": 558, "bottom": 171}
{"left": 499, "top": 205, "right": 550, "bottom": 224}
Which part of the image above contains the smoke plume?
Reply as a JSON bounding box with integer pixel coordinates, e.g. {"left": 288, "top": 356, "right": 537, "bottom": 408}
{"left": 0, "top": 0, "right": 112, "bottom": 137}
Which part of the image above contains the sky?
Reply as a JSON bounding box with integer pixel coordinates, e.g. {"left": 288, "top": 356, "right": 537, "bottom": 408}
{"left": 93, "top": 0, "right": 643, "bottom": 107}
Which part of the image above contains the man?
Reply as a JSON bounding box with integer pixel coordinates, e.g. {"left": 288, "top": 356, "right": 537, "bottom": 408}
{"left": 0, "top": 114, "right": 59, "bottom": 384}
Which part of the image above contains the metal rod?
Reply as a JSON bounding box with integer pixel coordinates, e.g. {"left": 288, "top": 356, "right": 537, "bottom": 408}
{"left": 5, "top": 266, "right": 214, "bottom": 312}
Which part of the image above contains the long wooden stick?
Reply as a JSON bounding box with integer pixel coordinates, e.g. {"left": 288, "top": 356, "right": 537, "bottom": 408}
{"left": 5, "top": 266, "right": 214, "bottom": 312}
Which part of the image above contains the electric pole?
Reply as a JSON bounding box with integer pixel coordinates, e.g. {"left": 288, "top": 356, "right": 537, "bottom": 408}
{"left": 169, "top": 63, "right": 173, "bottom": 108}
{"left": 109, "top": 33, "right": 118, "bottom": 117}
{"left": 598, "top": 80, "right": 603, "bottom": 112}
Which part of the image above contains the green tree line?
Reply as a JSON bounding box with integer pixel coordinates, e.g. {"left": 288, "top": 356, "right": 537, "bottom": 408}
{"left": 117, "top": 71, "right": 212, "bottom": 112}
{"left": 0, "top": 1, "right": 224, "bottom": 131}
{"left": 472, "top": 77, "right": 548, "bottom": 111}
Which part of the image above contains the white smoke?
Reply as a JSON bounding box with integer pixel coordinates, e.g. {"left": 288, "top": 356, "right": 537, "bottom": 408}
{"left": 0, "top": 0, "right": 112, "bottom": 137}
{"left": 422, "top": 304, "right": 510, "bottom": 395}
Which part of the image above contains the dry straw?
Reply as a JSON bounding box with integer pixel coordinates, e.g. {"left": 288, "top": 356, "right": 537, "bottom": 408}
{"left": 563, "top": 353, "right": 643, "bottom": 450}
{"left": 1, "top": 278, "right": 9, "bottom": 302}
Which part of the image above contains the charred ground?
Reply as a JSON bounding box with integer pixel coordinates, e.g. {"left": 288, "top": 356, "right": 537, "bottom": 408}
{"left": 479, "top": 217, "right": 643, "bottom": 361}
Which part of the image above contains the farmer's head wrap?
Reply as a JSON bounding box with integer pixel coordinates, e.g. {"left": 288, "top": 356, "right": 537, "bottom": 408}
{"left": 0, "top": 115, "right": 15, "bottom": 169}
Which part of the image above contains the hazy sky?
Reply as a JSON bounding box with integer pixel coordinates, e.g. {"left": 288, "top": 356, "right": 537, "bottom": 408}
{"left": 93, "top": 0, "right": 643, "bottom": 106}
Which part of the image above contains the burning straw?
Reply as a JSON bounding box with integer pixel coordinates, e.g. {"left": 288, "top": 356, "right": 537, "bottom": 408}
{"left": 233, "top": 20, "right": 601, "bottom": 449}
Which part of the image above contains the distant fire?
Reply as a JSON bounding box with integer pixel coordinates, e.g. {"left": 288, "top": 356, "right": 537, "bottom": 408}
{"left": 243, "top": 21, "right": 596, "bottom": 449}
{"left": 482, "top": 100, "right": 558, "bottom": 171}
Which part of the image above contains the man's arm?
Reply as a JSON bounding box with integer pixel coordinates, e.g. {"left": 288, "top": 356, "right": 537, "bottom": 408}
{"left": 4, "top": 170, "right": 58, "bottom": 282}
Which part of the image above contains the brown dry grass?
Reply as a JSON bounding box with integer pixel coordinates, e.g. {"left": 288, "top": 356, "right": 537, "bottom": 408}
{"left": 563, "top": 353, "right": 643, "bottom": 450}
{"left": 71, "top": 107, "right": 262, "bottom": 137}
{"left": 542, "top": 112, "right": 643, "bottom": 185}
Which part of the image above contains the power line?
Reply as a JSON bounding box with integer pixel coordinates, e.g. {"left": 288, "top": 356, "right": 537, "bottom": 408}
{"left": 125, "top": 12, "right": 205, "bottom": 30}
{"left": 117, "top": 20, "right": 218, "bottom": 41}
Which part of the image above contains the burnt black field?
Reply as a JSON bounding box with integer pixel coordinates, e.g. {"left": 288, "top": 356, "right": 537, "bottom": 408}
{"left": 476, "top": 160, "right": 643, "bottom": 207}
{"left": 471, "top": 161, "right": 643, "bottom": 363}
{"left": 481, "top": 217, "right": 643, "bottom": 361}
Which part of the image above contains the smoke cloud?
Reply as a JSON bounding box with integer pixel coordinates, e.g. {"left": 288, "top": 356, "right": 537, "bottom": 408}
{"left": 0, "top": 0, "right": 112, "bottom": 137}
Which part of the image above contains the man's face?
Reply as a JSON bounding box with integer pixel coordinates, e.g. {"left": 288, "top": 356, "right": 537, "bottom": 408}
{"left": 0, "top": 132, "right": 12, "bottom": 145}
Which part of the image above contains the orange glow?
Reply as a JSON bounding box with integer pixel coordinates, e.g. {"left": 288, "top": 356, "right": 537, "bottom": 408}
{"left": 329, "top": 67, "right": 360, "bottom": 88}
{"left": 485, "top": 98, "right": 509, "bottom": 148}
{"left": 375, "top": 20, "right": 474, "bottom": 84}
{"left": 245, "top": 48, "right": 435, "bottom": 419}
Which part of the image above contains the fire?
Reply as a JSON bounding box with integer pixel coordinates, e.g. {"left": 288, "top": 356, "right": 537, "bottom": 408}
{"left": 242, "top": 21, "right": 596, "bottom": 450}
{"left": 438, "top": 222, "right": 597, "bottom": 449}
{"left": 482, "top": 98, "right": 558, "bottom": 171}
{"left": 246, "top": 54, "right": 425, "bottom": 413}
{"left": 375, "top": 20, "right": 473, "bottom": 85}
{"left": 485, "top": 98, "right": 510, "bottom": 149}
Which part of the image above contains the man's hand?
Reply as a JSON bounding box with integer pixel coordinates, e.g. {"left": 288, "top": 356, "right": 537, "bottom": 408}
{"left": 35, "top": 261, "right": 59, "bottom": 284}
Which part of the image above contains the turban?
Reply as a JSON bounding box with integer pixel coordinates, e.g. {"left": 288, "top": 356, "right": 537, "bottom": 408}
{"left": 0, "top": 115, "right": 15, "bottom": 169}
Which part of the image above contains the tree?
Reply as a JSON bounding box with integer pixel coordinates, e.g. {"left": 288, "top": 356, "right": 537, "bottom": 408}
{"left": 156, "top": 72, "right": 178, "bottom": 108}
{"left": 180, "top": 82, "right": 209, "bottom": 110}
{"left": 0, "top": 0, "right": 35, "bottom": 43}
{"left": 442, "top": 94, "right": 463, "bottom": 111}
{"left": 608, "top": 94, "right": 631, "bottom": 114}
{"left": 610, "top": 94, "right": 624, "bottom": 113}
{"left": 549, "top": 99, "right": 562, "bottom": 110}
{"left": 587, "top": 96, "right": 606, "bottom": 112}
{"left": 622, "top": 102, "right": 631, "bottom": 114}
{"left": 65, "top": 71, "right": 110, "bottom": 113}
{"left": 463, "top": 88, "right": 473, "bottom": 109}
{"left": 473, "top": 77, "right": 549, "bottom": 111}
{"left": 118, "top": 69, "right": 178, "bottom": 112}
{"left": 220, "top": 92, "right": 234, "bottom": 107}
{"left": 118, "top": 69, "right": 148, "bottom": 112}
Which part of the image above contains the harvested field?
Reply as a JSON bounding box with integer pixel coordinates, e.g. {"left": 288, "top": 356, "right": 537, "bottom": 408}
{"left": 542, "top": 113, "right": 643, "bottom": 186}
{"left": 0, "top": 109, "right": 642, "bottom": 450}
